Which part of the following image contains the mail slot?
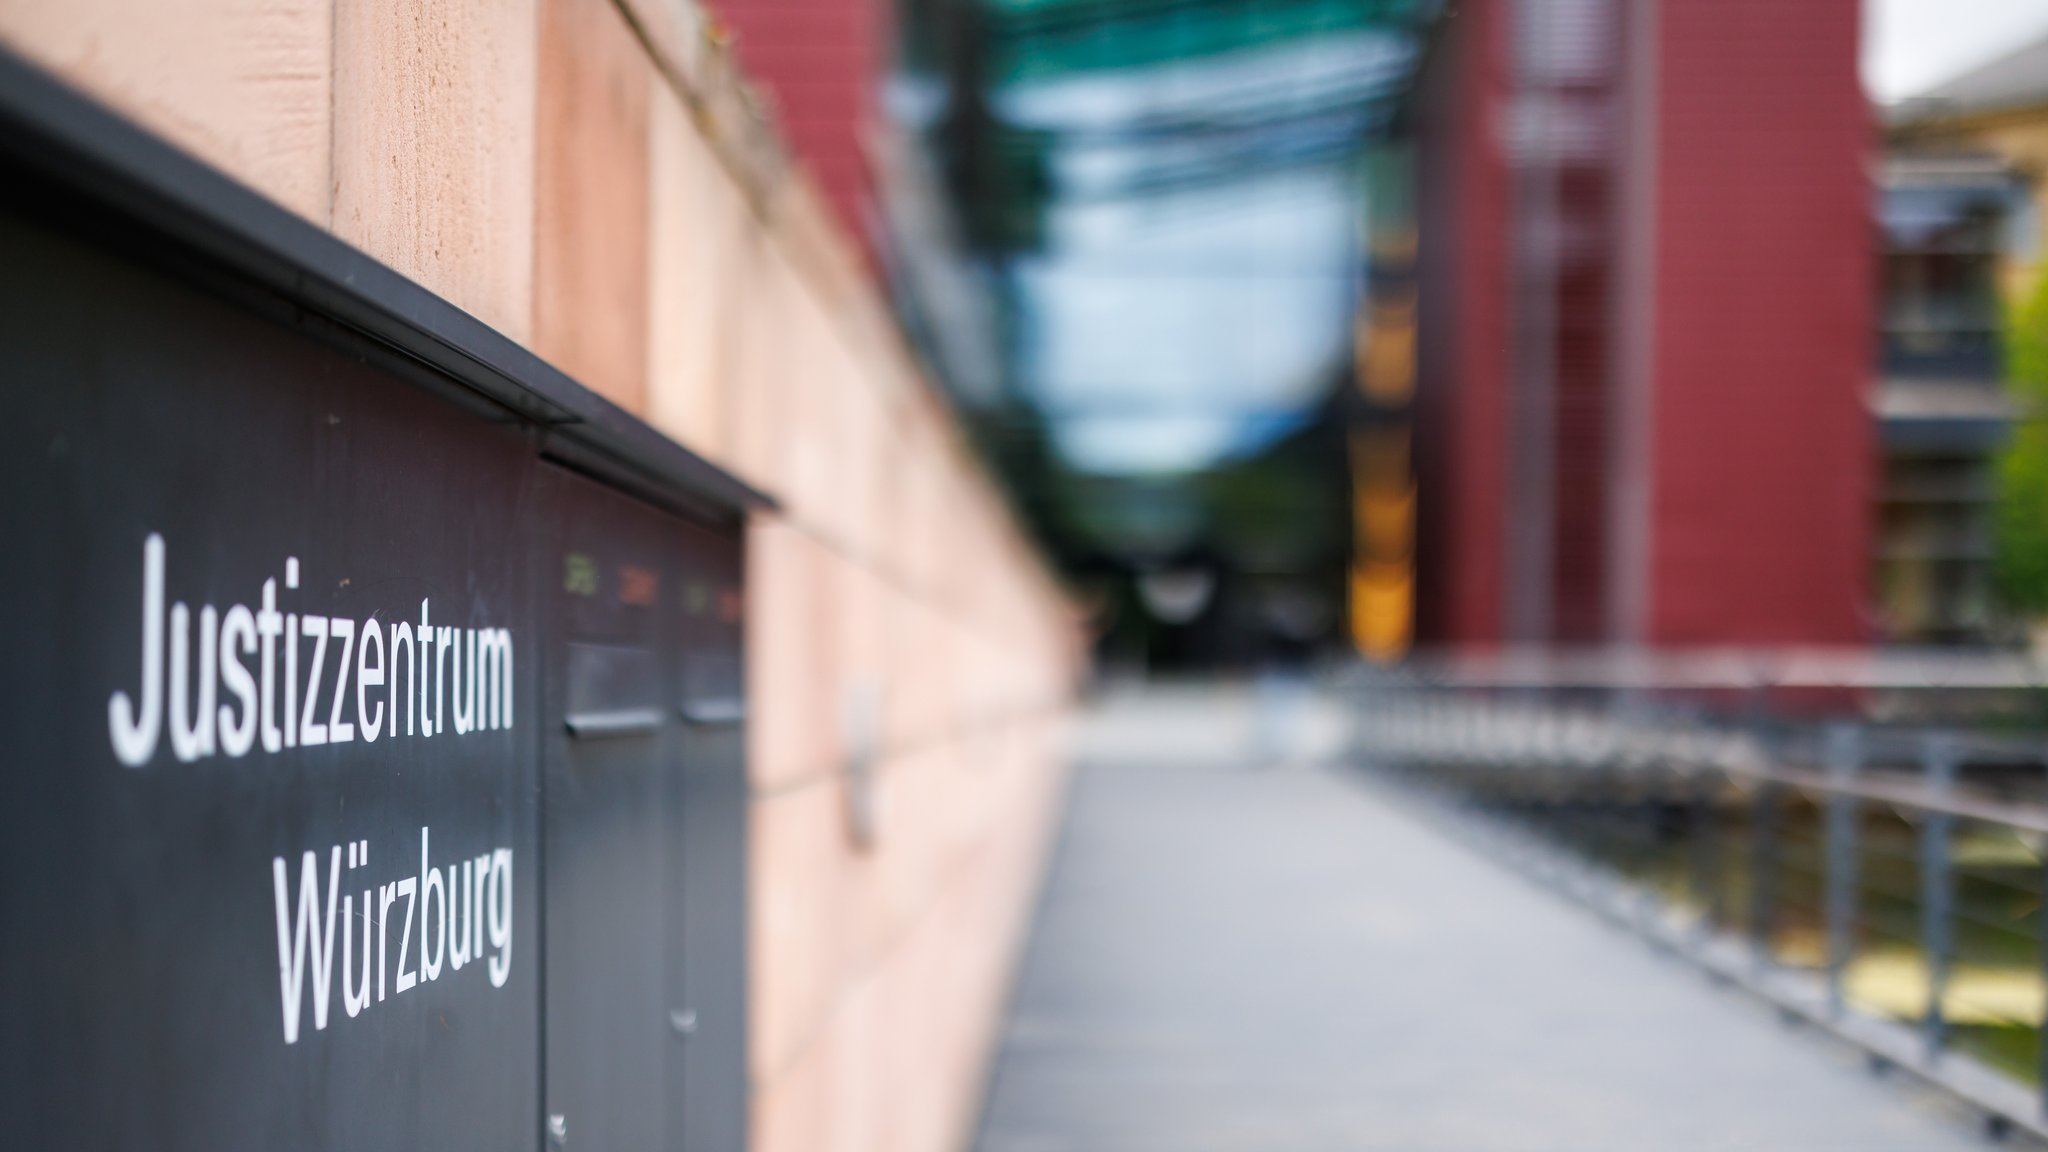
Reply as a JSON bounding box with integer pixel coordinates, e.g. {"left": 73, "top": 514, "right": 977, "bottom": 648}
{"left": 566, "top": 644, "right": 664, "bottom": 737}
{"left": 0, "top": 52, "right": 756, "bottom": 1152}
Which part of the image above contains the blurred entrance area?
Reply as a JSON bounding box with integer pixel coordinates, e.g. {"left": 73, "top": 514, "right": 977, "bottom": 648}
{"left": 718, "top": 0, "right": 2048, "bottom": 671}
{"left": 706, "top": 0, "right": 2048, "bottom": 1140}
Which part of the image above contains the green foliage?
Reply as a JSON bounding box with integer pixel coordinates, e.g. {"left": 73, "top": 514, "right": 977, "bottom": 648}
{"left": 1994, "top": 274, "right": 2048, "bottom": 613}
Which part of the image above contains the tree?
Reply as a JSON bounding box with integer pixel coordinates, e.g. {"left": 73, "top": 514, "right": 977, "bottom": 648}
{"left": 1994, "top": 272, "right": 2048, "bottom": 615}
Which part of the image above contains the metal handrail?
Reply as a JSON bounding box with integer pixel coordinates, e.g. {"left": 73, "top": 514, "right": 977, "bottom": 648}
{"left": 1355, "top": 679, "right": 2048, "bottom": 1138}
{"left": 1733, "top": 762, "right": 2048, "bottom": 837}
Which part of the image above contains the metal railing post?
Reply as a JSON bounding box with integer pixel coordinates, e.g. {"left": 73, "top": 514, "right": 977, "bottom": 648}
{"left": 1749, "top": 776, "right": 1782, "bottom": 973}
{"left": 1921, "top": 732, "right": 1959, "bottom": 1063}
{"left": 1690, "top": 765, "right": 1722, "bottom": 940}
{"left": 2040, "top": 828, "right": 2048, "bottom": 1119}
{"left": 1745, "top": 688, "right": 1780, "bottom": 974}
{"left": 1822, "top": 723, "right": 1862, "bottom": 1020}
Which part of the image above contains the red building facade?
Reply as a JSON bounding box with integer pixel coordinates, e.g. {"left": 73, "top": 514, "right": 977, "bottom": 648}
{"left": 1410, "top": 0, "right": 1872, "bottom": 649}
{"left": 708, "top": 0, "right": 887, "bottom": 258}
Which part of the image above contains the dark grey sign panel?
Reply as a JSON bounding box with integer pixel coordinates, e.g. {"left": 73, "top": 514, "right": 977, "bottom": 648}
{"left": 0, "top": 198, "right": 544, "bottom": 1150}
{"left": 0, "top": 48, "right": 752, "bottom": 1152}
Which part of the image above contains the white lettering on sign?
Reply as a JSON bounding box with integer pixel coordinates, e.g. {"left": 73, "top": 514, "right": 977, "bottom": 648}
{"left": 108, "top": 533, "right": 515, "bottom": 767}
{"left": 274, "top": 827, "right": 514, "bottom": 1044}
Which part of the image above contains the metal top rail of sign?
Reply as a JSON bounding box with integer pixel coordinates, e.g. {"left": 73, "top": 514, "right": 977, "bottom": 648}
{"left": 0, "top": 45, "right": 772, "bottom": 527}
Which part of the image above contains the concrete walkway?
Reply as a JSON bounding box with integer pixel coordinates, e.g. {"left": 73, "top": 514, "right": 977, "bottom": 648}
{"left": 975, "top": 684, "right": 2009, "bottom": 1152}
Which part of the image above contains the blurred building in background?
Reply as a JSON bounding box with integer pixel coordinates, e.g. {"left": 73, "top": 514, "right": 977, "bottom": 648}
{"left": 1888, "top": 34, "right": 2048, "bottom": 301}
{"left": 872, "top": 0, "right": 1988, "bottom": 667}
{"left": 1405, "top": 0, "right": 1872, "bottom": 651}
{"left": 693, "top": 0, "right": 2048, "bottom": 669}
{"left": 1872, "top": 154, "right": 2016, "bottom": 642}
{"left": 695, "top": 0, "right": 2034, "bottom": 669}
{"left": 709, "top": 0, "right": 888, "bottom": 266}
{"left": 875, "top": 0, "right": 1440, "bottom": 672}
{"left": 1878, "top": 39, "right": 2048, "bottom": 642}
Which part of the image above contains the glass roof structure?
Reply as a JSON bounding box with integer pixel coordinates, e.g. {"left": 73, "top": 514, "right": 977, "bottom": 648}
{"left": 888, "top": 0, "right": 1438, "bottom": 642}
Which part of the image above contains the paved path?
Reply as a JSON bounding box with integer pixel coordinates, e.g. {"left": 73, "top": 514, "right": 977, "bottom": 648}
{"left": 975, "top": 684, "right": 2008, "bottom": 1152}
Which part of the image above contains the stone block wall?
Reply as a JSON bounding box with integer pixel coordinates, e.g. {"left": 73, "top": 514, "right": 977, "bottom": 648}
{"left": 0, "top": 1, "right": 1080, "bottom": 1147}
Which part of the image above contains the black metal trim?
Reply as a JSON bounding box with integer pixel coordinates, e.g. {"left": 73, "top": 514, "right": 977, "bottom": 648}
{"left": 0, "top": 44, "right": 772, "bottom": 523}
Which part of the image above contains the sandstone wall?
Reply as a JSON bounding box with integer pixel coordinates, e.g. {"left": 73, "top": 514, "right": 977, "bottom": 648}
{"left": 0, "top": 2, "right": 1079, "bottom": 1148}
